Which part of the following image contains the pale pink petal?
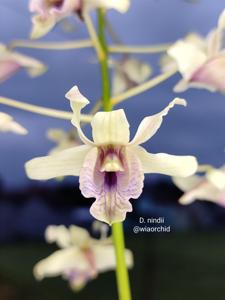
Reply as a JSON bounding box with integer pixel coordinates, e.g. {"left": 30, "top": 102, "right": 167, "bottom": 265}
{"left": 168, "top": 40, "right": 207, "bottom": 80}
{"left": 0, "top": 60, "right": 20, "bottom": 83}
{"left": 79, "top": 147, "right": 144, "bottom": 225}
{"left": 190, "top": 55, "right": 225, "bottom": 93}
{"left": 129, "top": 98, "right": 186, "bottom": 146}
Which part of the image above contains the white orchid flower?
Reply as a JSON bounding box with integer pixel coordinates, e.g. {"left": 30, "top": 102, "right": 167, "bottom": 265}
{"left": 47, "top": 128, "right": 81, "bottom": 155}
{"left": 111, "top": 58, "right": 152, "bottom": 95}
{"left": 166, "top": 9, "right": 225, "bottom": 93}
{"left": 29, "top": 0, "right": 130, "bottom": 39}
{"left": 25, "top": 86, "right": 197, "bottom": 225}
{"left": 34, "top": 225, "right": 133, "bottom": 291}
{"left": 0, "top": 112, "right": 28, "bottom": 135}
{"left": 173, "top": 166, "right": 225, "bottom": 206}
{"left": 0, "top": 43, "right": 47, "bottom": 83}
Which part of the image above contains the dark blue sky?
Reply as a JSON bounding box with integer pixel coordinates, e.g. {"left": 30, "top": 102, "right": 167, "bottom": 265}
{"left": 0, "top": 0, "right": 225, "bottom": 187}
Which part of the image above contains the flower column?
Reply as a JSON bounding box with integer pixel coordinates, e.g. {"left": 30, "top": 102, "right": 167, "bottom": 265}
{"left": 97, "top": 8, "right": 132, "bottom": 300}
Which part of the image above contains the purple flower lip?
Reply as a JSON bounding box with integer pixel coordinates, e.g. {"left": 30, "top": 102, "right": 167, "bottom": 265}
{"left": 104, "top": 172, "right": 118, "bottom": 189}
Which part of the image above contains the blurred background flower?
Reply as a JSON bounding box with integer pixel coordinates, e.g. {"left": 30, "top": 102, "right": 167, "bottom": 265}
{"left": 0, "top": 1, "right": 225, "bottom": 299}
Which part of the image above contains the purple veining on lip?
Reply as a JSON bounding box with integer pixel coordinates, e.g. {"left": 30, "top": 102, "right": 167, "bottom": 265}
{"left": 79, "top": 146, "right": 144, "bottom": 224}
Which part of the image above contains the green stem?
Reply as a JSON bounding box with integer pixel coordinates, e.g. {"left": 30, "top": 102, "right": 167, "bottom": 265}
{"left": 112, "top": 223, "right": 132, "bottom": 300}
{"left": 97, "top": 8, "right": 112, "bottom": 112}
{"left": 97, "top": 9, "right": 132, "bottom": 300}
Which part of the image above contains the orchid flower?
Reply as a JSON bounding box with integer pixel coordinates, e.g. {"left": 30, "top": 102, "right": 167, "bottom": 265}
{"left": 0, "top": 112, "right": 28, "bottom": 135}
{"left": 0, "top": 44, "right": 47, "bottom": 83}
{"left": 166, "top": 9, "right": 225, "bottom": 93}
{"left": 173, "top": 166, "right": 225, "bottom": 206}
{"left": 25, "top": 86, "right": 197, "bottom": 225}
{"left": 34, "top": 224, "right": 133, "bottom": 290}
{"left": 47, "top": 128, "right": 81, "bottom": 155}
{"left": 29, "top": 0, "right": 130, "bottom": 39}
{"left": 111, "top": 57, "right": 152, "bottom": 95}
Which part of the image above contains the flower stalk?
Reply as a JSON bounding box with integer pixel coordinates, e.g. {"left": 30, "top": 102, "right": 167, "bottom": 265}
{"left": 111, "top": 68, "right": 177, "bottom": 105}
{"left": 109, "top": 43, "right": 171, "bottom": 54}
{"left": 9, "top": 39, "right": 93, "bottom": 51}
{"left": 97, "top": 8, "right": 132, "bottom": 300}
{"left": 97, "top": 8, "right": 112, "bottom": 111}
{"left": 0, "top": 97, "right": 92, "bottom": 122}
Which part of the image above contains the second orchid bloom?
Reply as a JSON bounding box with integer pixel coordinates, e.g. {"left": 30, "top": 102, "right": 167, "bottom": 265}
{"left": 25, "top": 86, "right": 198, "bottom": 225}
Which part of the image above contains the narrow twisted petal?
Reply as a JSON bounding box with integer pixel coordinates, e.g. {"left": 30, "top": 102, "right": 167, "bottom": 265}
{"left": 130, "top": 98, "right": 186, "bottom": 146}
{"left": 134, "top": 146, "right": 198, "bottom": 177}
{"left": 65, "top": 85, "right": 93, "bottom": 145}
{"left": 91, "top": 109, "right": 130, "bottom": 145}
{"left": 0, "top": 112, "right": 28, "bottom": 135}
{"left": 93, "top": 244, "right": 133, "bottom": 273}
{"left": 79, "top": 147, "right": 144, "bottom": 225}
{"left": 25, "top": 144, "right": 91, "bottom": 180}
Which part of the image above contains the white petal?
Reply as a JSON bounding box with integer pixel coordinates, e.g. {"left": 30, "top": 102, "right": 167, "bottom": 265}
{"left": 69, "top": 225, "right": 91, "bottom": 247}
{"left": 172, "top": 175, "right": 202, "bottom": 192}
{"left": 206, "top": 169, "right": 225, "bottom": 190}
{"left": 30, "top": 15, "right": 56, "bottom": 39}
{"left": 65, "top": 86, "right": 93, "bottom": 145}
{"left": 84, "top": 0, "right": 130, "bottom": 13}
{"left": 93, "top": 244, "right": 133, "bottom": 273}
{"left": 0, "top": 112, "right": 28, "bottom": 135}
{"left": 168, "top": 40, "right": 208, "bottom": 80}
{"left": 123, "top": 59, "right": 152, "bottom": 84}
{"left": 91, "top": 109, "right": 130, "bottom": 145}
{"left": 134, "top": 146, "right": 198, "bottom": 177}
{"left": 130, "top": 98, "right": 186, "bottom": 146}
{"left": 174, "top": 78, "right": 217, "bottom": 93}
{"left": 112, "top": 70, "right": 128, "bottom": 95}
{"left": 178, "top": 181, "right": 223, "bottom": 205}
{"left": 33, "top": 247, "right": 86, "bottom": 280}
{"left": 218, "top": 8, "right": 225, "bottom": 31}
{"left": 11, "top": 52, "right": 47, "bottom": 77}
{"left": 45, "top": 225, "right": 72, "bottom": 248}
{"left": 25, "top": 145, "right": 91, "bottom": 180}
{"left": 47, "top": 129, "right": 67, "bottom": 142}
